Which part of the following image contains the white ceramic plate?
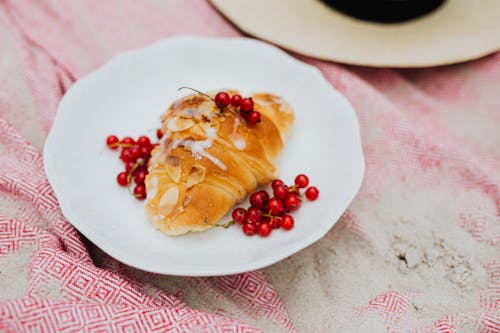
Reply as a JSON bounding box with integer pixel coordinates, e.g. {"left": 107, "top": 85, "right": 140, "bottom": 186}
{"left": 44, "top": 36, "right": 364, "bottom": 276}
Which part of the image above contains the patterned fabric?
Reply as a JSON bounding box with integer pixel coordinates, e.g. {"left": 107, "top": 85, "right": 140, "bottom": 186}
{"left": 0, "top": 0, "right": 498, "bottom": 332}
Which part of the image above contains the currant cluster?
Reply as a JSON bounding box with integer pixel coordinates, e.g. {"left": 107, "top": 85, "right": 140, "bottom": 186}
{"left": 106, "top": 134, "right": 157, "bottom": 200}
{"left": 231, "top": 174, "right": 319, "bottom": 237}
{"left": 214, "top": 91, "right": 261, "bottom": 124}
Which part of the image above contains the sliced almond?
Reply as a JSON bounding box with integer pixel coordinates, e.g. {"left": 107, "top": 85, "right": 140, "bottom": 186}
{"left": 182, "top": 195, "right": 192, "bottom": 207}
{"left": 166, "top": 116, "right": 195, "bottom": 132}
{"left": 169, "top": 206, "right": 185, "bottom": 220}
{"left": 176, "top": 107, "right": 201, "bottom": 119}
{"left": 186, "top": 164, "right": 206, "bottom": 188}
{"left": 197, "top": 101, "right": 215, "bottom": 118}
{"left": 199, "top": 121, "right": 220, "bottom": 134}
{"left": 164, "top": 156, "right": 181, "bottom": 183}
{"left": 158, "top": 186, "right": 179, "bottom": 217}
{"left": 190, "top": 124, "right": 206, "bottom": 137}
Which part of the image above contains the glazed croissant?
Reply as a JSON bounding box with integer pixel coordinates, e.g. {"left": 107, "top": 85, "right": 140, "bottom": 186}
{"left": 145, "top": 91, "right": 294, "bottom": 235}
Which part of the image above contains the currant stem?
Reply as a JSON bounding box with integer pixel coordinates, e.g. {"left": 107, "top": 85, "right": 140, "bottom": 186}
{"left": 127, "top": 159, "right": 146, "bottom": 195}
{"left": 109, "top": 142, "right": 134, "bottom": 149}
{"left": 178, "top": 86, "right": 222, "bottom": 107}
{"left": 261, "top": 212, "right": 280, "bottom": 219}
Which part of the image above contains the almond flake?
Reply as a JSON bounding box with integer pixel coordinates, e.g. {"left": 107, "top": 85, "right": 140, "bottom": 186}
{"left": 158, "top": 186, "right": 179, "bottom": 217}
{"left": 164, "top": 156, "right": 181, "bottom": 183}
{"left": 186, "top": 164, "right": 206, "bottom": 188}
{"left": 166, "top": 116, "right": 195, "bottom": 132}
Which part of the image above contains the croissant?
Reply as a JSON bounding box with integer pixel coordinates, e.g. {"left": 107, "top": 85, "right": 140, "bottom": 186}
{"left": 145, "top": 91, "right": 294, "bottom": 235}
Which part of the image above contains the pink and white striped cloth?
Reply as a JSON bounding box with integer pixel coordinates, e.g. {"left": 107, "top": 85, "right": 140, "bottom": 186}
{"left": 0, "top": 1, "right": 498, "bottom": 332}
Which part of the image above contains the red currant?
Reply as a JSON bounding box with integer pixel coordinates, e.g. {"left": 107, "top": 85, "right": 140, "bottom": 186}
{"left": 260, "top": 215, "right": 270, "bottom": 223}
{"left": 215, "top": 92, "right": 230, "bottom": 107}
{"left": 140, "top": 145, "right": 153, "bottom": 157}
{"left": 240, "top": 98, "right": 254, "bottom": 112}
{"left": 242, "top": 222, "right": 257, "bottom": 236}
{"left": 133, "top": 184, "right": 146, "bottom": 200}
{"left": 117, "top": 172, "right": 128, "bottom": 186}
{"left": 272, "top": 179, "right": 284, "bottom": 190}
{"left": 280, "top": 214, "right": 294, "bottom": 230}
{"left": 273, "top": 184, "right": 289, "bottom": 200}
{"left": 245, "top": 207, "right": 262, "bottom": 223}
{"left": 269, "top": 217, "right": 280, "bottom": 229}
{"left": 134, "top": 169, "right": 147, "bottom": 185}
{"left": 247, "top": 111, "right": 261, "bottom": 124}
{"left": 268, "top": 198, "right": 284, "bottom": 216}
{"left": 137, "top": 136, "right": 151, "bottom": 147}
{"left": 250, "top": 190, "right": 269, "bottom": 209}
{"left": 121, "top": 137, "right": 135, "bottom": 146}
{"left": 305, "top": 186, "right": 319, "bottom": 201}
{"left": 295, "top": 174, "right": 309, "bottom": 188}
{"left": 133, "top": 163, "right": 146, "bottom": 173}
{"left": 129, "top": 146, "right": 142, "bottom": 160}
{"left": 258, "top": 223, "right": 272, "bottom": 237}
{"left": 106, "top": 135, "right": 119, "bottom": 149}
{"left": 284, "top": 195, "right": 301, "bottom": 212}
{"left": 125, "top": 160, "right": 136, "bottom": 172}
{"left": 156, "top": 129, "right": 163, "bottom": 139}
{"left": 231, "top": 94, "right": 242, "bottom": 107}
{"left": 120, "top": 148, "right": 132, "bottom": 162}
{"left": 232, "top": 208, "right": 247, "bottom": 224}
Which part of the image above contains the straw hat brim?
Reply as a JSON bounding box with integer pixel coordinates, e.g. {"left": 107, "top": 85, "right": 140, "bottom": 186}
{"left": 210, "top": 0, "right": 500, "bottom": 67}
